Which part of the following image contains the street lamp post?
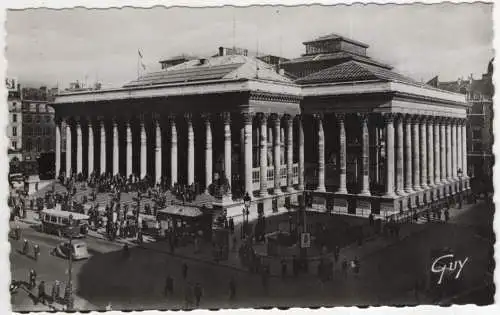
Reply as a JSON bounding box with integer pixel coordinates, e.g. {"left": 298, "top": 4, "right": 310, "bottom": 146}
{"left": 64, "top": 214, "right": 75, "bottom": 310}
{"left": 241, "top": 193, "right": 251, "bottom": 239}
{"left": 458, "top": 169, "right": 463, "bottom": 209}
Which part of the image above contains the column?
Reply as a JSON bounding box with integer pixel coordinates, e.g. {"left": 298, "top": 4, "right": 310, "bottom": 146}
{"left": 55, "top": 120, "right": 61, "bottom": 178}
{"left": 315, "top": 114, "right": 326, "bottom": 192}
{"left": 297, "top": 115, "right": 305, "bottom": 191}
{"left": 76, "top": 119, "right": 82, "bottom": 175}
{"left": 451, "top": 119, "right": 457, "bottom": 180}
{"left": 273, "top": 114, "right": 283, "bottom": 193}
{"left": 434, "top": 119, "right": 441, "bottom": 185}
{"left": 170, "top": 116, "right": 178, "bottom": 186}
{"left": 395, "top": 114, "right": 405, "bottom": 195}
{"left": 243, "top": 112, "right": 253, "bottom": 196}
{"left": 359, "top": 114, "right": 370, "bottom": 196}
{"left": 412, "top": 116, "right": 421, "bottom": 191}
{"left": 420, "top": 117, "right": 428, "bottom": 189}
{"left": 457, "top": 120, "right": 463, "bottom": 177}
{"left": 155, "top": 119, "right": 162, "bottom": 185}
{"left": 427, "top": 118, "right": 435, "bottom": 187}
{"left": 204, "top": 114, "right": 212, "bottom": 193}
{"left": 112, "top": 119, "right": 119, "bottom": 176}
{"left": 446, "top": 119, "right": 453, "bottom": 183}
{"left": 186, "top": 114, "right": 194, "bottom": 185}
{"left": 286, "top": 115, "right": 294, "bottom": 192}
{"left": 99, "top": 119, "right": 106, "bottom": 175}
{"left": 66, "top": 120, "right": 72, "bottom": 177}
{"left": 87, "top": 119, "right": 94, "bottom": 176}
{"left": 223, "top": 113, "right": 231, "bottom": 195}
{"left": 384, "top": 114, "right": 396, "bottom": 197}
{"left": 125, "top": 121, "right": 132, "bottom": 178}
{"left": 259, "top": 113, "right": 268, "bottom": 197}
{"left": 462, "top": 120, "right": 468, "bottom": 181}
{"left": 440, "top": 119, "right": 447, "bottom": 183}
{"left": 336, "top": 114, "right": 347, "bottom": 194}
{"left": 404, "top": 115, "right": 413, "bottom": 193}
{"left": 140, "top": 119, "right": 147, "bottom": 179}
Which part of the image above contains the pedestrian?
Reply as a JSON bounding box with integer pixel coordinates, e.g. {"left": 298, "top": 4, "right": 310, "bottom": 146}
{"left": 341, "top": 259, "right": 348, "bottom": 278}
{"left": 29, "top": 269, "right": 37, "bottom": 290}
{"left": 445, "top": 209, "right": 450, "bottom": 223}
{"left": 229, "top": 277, "right": 236, "bottom": 301}
{"left": 193, "top": 282, "right": 203, "bottom": 307}
{"left": 184, "top": 283, "right": 193, "bottom": 309}
{"left": 165, "top": 275, "right": 174, "bottom": 296}
{"left": 281, "top": 258, "right": 287, "bottom": 278}
{"left": 292, "top": 256, "right": 298, "bottom": 277}
{"left": 38, "top": 280, "right": 46, "bottom": 304}
{"left": 51, "top": 280, "right": 60, "bottom": 304}
{"left": 182, "top": 263, "right": 188, "bottom": 280}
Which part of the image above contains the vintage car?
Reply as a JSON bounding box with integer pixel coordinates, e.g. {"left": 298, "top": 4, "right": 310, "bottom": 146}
{"left": 53, "top": 240, "right": 90, "bottom": 260}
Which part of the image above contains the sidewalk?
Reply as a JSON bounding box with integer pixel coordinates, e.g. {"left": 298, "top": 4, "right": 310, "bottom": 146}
{"left": 13, "top": 282, "right": 95, "bottom": 312}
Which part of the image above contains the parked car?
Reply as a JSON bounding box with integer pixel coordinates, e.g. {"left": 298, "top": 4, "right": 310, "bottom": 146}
{"left": 53, "top": 240, "right": 90, "bottom": 260}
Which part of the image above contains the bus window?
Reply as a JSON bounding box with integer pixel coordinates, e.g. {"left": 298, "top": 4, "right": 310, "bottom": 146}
{"left": 62, "top": 218, "right": 69, "bottom": 225}
{"left": 50, "top": 216, "right": 57, "bottom": 223}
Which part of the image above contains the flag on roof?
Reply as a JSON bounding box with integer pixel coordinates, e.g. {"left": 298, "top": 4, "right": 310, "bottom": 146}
{"left": 138, "top": 49, "right": 143, "bottom": 59}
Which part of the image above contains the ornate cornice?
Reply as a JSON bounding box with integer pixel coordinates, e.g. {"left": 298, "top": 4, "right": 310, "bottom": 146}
{"left": 249, "top": 91, "right": 302, "bottom": 104}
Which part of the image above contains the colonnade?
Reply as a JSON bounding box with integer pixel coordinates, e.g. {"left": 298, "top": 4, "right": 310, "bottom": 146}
{"left": 54, "top": 112, "right": 305, "bottom": 199}
{"left": 313, "top": 113, "right": 468, "bottom": 197}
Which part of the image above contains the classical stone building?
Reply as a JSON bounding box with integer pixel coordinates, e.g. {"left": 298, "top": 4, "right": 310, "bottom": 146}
{"left": 51, "top": 34, "right": 469, "bottom": 220}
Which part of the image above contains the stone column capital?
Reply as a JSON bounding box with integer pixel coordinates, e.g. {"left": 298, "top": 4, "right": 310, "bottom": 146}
{"left": 334, "top": 113, "right": 346, "bottom": 122}
{"left": 241, "top": 112, "right": 254, "bottom": 124}
{"left": 357, "top": 112, "right": 370, "bottom": 123}
{"left": 201, "top": 113, "right": 211, "bottom": 123}
{"left": 270, "top": 113, "right": 282, "bottom": 123}
{"left": 257, "top": 112, "right": 269, "bottom": 124}
{"left": 221, "top": 112, "right": 231, "bottom": 124}
{"left": 312, "top": 112, "right": 324, "bottom": 121}
{"left": 382, "top": 113, "right": 396, "bottom": 123}
{"left": 283, "top": 113, "right": 293, "bottom": 124}
{"left": 184, "top": 113, "right": 193, "bottom": 124}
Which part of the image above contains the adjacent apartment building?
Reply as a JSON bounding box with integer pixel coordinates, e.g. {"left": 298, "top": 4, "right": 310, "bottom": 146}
{"left": 7, "top": 78, "right": 23, "bottom": 164}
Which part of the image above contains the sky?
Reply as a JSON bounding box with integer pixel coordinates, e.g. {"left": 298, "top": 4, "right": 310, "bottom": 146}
{"left": 5, "top": 3, "right": 494, "bottom": 89}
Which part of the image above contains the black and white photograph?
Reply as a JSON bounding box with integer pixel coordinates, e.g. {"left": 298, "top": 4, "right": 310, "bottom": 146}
{"left": 4, "top": 2, "right": 495, "bottom": 311}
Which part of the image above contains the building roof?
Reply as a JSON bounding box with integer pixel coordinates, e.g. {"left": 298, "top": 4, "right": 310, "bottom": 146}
{"left": 303, "top": 33, "right": 369, "bottom": 48}
{"left": 124, "top": 55, "right": 292, "bottom": 88}
{"left": 281, "top": 51, "right": 392, "bottom": 70}
{"left": 296, "top": 60, "right": 422, "bottom": 86}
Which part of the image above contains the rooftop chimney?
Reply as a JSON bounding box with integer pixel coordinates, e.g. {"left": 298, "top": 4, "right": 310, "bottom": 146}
{"left": 219, "top": 46, "right": 224, "bottom": 57}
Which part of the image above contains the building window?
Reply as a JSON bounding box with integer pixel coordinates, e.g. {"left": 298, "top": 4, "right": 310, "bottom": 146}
{"left": 472, "top": 128, "right": 481, "bottom": 141}
{"left": 12, "top": 126, "right": 17, "bottom": 137}
{"left": 25, "top": 139, "right": 32, "bottom": 152}
{"left": 12, "top": 141, "right": 17, "bottom": 149}
{"left": 12, "top": 114, "right": 17, "bottom": 122}
{"left": 44, "top": 138, "right": 52, "bottom": 151}
{"left": 472, "top": 142, "right": 482, "bottom": 153}
{"left": 24, "top": 114, "right": 32, "bottom": 123}
{"left": 36, "top": 138, "right": 42, "bottom": 152}
{"left": 36, "top": 115, "right": 41, "bottom": 123}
